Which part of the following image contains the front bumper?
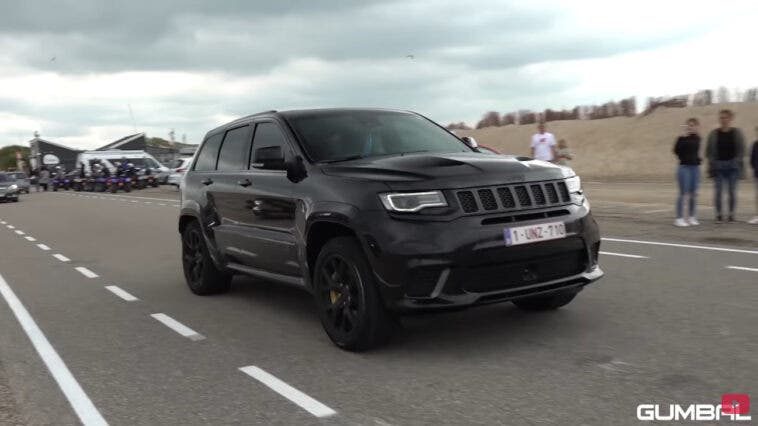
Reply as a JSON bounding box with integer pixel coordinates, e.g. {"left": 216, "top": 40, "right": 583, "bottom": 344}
{"left": 0, "top": 191, "right": 19, "bottom": 200}
{"left": 356, "top": 202, "right": 603, "bottom": 312}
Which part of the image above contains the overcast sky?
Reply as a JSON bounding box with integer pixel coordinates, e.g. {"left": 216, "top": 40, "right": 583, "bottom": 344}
{"left": 1, "top": 0, "right": 757, "bottom": 149}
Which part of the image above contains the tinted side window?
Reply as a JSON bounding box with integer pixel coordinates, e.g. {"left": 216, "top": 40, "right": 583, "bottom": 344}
{"left": 194, "top": 133, "right": 223, "bottom": 171}
{"left": 251, "top": 122, "right": 288, "bottom": 165}
{"left": 217, "top": 126, "right": 252, "bottom": 171}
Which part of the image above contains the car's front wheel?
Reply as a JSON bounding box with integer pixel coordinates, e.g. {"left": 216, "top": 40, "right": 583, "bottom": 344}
{"left": 181, "top": 220, "right": 231, "bottom": 295}
{"left": 313, "top": 237, "right": 395, "bottom": 351}
{"left": 512, "top": 289, "right": 579, "bottom": 311}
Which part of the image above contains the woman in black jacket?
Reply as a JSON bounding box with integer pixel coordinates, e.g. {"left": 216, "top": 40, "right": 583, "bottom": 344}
{"left": 673, "top": 118, "right": 702, "bottom": 227}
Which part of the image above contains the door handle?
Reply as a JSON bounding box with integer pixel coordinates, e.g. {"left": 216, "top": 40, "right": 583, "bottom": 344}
{"left": 201, "top": 177, "right": 213, "bottom": 186}
{"left": 237, "top": 179, "right": 252, "bottom": 187}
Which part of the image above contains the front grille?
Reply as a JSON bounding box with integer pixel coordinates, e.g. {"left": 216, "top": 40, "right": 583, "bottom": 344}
{"left": 457, "top": 191, "right": 478, "bottom": 213}
{"left": 477, "top": 189, "right": 498, "bottom": 211}
{"left": 454, "top": 180, "right": 572, "bottom": 215}
{"left": 460, "top": 250, "right": 587, "bottom": 293}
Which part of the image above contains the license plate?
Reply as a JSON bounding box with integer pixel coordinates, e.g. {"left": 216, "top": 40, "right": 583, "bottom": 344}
{"left": 504, "top": 222, "right": 566, "bottom": 246}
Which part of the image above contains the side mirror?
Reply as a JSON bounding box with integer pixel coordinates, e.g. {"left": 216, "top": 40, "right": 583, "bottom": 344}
{"left": 461, "top": 136, "right": 478, "bottom": 149}
{"left": 252, "top": 146, "right": 286, "bottom": 170}
{"left": 286, "top": 155, "right": 308, "bottom": 183}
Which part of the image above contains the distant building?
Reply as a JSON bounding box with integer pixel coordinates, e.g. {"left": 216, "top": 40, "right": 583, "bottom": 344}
{"left": 96, "top": 132, "right": 197, "bottom": 165}
{"left": 29, "top": 137, "right": 82, "bottom": 172}
{"left": 96, "top": 133, "right": 147, "bottom": 151}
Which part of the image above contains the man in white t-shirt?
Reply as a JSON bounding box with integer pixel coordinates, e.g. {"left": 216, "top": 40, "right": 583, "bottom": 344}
{"left": 530, "top": 122, "right": 558, "bottom": 162}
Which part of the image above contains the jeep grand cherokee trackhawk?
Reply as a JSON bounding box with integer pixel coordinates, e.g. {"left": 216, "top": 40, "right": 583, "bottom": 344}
{"left": 179, "top": 108, "right": 603, "bottom": 350}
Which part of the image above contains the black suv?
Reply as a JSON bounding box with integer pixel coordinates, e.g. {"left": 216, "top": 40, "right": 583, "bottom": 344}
{"left": 179, "top": 108, "right": 603, "bottom": 350}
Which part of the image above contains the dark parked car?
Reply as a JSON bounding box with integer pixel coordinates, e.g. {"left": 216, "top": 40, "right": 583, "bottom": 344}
{"left": 179, "top": 108, "right": 603, "bottom": 350}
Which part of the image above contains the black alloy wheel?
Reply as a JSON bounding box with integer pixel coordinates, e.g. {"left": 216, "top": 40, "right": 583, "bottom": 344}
{"left": 181, "top": 221, "right": 231, "bottom": 295}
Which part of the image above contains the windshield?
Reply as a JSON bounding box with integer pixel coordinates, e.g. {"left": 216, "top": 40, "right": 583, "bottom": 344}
{"left": 286, "top": 110, "right": 471, "bottom": 162}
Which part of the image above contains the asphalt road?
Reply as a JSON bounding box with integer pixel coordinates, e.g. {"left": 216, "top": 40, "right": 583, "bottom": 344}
{"left": 0, "top": 188, "right": 756, "bottom": 425}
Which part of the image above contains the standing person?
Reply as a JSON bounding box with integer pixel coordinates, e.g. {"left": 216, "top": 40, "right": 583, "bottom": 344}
{"left": 39, "top": 167, "right": 50, "bottom": 191}
{"left": 672, "top": 118, "right": 701, "bottom": 227}
{"left": 706, "top": 109, "right": 745, "bottom": 223}
{"left": 530, "top": 122, "right": 558, "bottom": 162}
{"left": 749, "top": 126, "right": 758, "bottom": 224}
{"left": 555, "top": 139, "right": 573, "bottom": 167}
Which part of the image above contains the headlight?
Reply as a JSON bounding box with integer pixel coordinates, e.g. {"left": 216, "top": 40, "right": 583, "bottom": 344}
{"left": 565, "top": 176, "right": 581, "bottom": 194}
{"left": 8, "top": 184, "right": 18, "bottom": 191}
{"left": 379, "top": 191, "right": 447, "bottom": 212}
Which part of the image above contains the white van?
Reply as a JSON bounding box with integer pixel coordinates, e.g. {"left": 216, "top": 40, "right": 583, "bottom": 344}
{"left": 76, "top": 150, "right": 170, "bottom": 181}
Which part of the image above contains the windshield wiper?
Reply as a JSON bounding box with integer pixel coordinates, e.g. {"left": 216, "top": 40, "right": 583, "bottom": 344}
{"left": 319, "top": 155, "right": 365, "bottom": 164}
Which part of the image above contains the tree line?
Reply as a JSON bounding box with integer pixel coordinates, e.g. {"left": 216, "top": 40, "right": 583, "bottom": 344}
{"left": 448, "top": 86, "right": 758, "bottom": 130}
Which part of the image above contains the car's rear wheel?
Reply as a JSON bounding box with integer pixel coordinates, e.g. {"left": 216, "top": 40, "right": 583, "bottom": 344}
{"left": 313, "top": 237, "right": 394, "bottom": 351}
{"left": 181, "top": 220, "right": 231, "bottom": 295}
{"left": 512, "top": 289, "right": 578, "bottom": 311}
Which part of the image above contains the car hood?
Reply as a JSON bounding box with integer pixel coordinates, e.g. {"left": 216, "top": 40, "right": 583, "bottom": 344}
{"left": 320, "top": 152, "right": 573, "bottom": 190}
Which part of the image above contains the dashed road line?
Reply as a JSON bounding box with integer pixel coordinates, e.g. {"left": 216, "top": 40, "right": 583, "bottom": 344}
{"left": 603, "top": 237, "right": 758, "bottom": 255}
{"left": 0, "top": 273, "right": 108, "bottom": 426}
{"left": 25, "top": 236, "right": 37, "bottom": 242}
{"left": 37, "top": 243, "right": 51, "bottom": 251}
{"left": 75, "top": 267, "right": 99, "bottom": 279}
{"left": 53, "top": 254, "right": 71, "bottom": 262}
{"left": 643, "top": 209, "right": 670, "bottom": 214}
{"left": 239, "top": 366, "right": 337, "bottom": 418}
{"left": 0, "top": 221, "right": 6, "bottom": 224}
{"left": 726, "top": 265, "right": 758, "bottom": 272}
{"left": 104, "top": 285, "right": 139, "bottom": 302}
{"left": 14, "top": 230, "right": 25, "bottom": 235}
{"left": 7, "top": 225, "right": 15, "bottom": 229}
{"left": 599, "top": 251, "right": 649, "bottom": 259}
{"left": 150, "top": 313, "right": 205, "bottom": 341}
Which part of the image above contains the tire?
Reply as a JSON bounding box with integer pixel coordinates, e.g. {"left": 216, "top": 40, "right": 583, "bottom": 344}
{"left": 512, "top": 289, "right": 579, "bottom": 311}
{"left": 110, "top": 185, "right": 117, "bottom": 193}
{"left": 125, "top": 183, "right": 131, "bottom": 192}
{"left": 313, "top": 236, "right": 395, "bottom": 351}
{"left": 52, "top": 186, "right": 58, "bottom": 192}
{"left": 181, "top": 220, "right": 231, "bottom": 295}
{"left": 94, "top": 183, "right": 104, "bottom": 192}
{"left": 12, "top": 197, "right": 19, "bottom": 202}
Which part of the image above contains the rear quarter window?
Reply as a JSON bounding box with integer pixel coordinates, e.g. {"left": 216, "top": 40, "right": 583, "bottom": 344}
{"left": 193, "top": 133, "right": 223, "bottom": 171}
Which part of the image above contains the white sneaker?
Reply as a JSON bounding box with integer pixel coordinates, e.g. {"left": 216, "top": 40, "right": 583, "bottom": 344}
{"left": 688, "top": 217, "right": 700, "bottom": 226}
{"left": 673, "top": 218, "right": 689, "bottom": 227}
{"left": 748, "top": 216, "right": 758, "bottom": 225}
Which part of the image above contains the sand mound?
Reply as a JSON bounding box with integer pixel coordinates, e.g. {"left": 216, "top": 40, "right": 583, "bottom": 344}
{"left": 457, "top": 103, "right": 758, "bottom": 180}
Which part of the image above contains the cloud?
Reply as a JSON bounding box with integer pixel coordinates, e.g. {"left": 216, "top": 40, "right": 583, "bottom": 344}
{"left": 0, "top": 0, "right": 757, "bottom": 149}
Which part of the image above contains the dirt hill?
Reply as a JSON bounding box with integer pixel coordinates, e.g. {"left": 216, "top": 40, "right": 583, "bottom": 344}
{"left": 456, "top": 103, "right": 758, "bottom": 181}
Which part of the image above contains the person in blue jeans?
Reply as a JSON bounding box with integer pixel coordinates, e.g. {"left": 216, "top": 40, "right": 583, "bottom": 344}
{"left": 673, "top": 118, "right": 701, "bottom": 227}
{"left": 705, "top": 109, "right": 746, "bottom": 223}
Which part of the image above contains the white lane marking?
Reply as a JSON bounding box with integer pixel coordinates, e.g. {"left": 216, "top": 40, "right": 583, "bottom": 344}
{"left": 0, "top": 273, "right": 108, "bottom": 426}
{"left": 599, "top": 251, "right": 649, "bottom": 259}
{"left": 0, "top": 221, "right": 5, "bottom": 224}
{"left": 104, "top": 286, "right": 139, "bottom": 302}
{"left": 25, "top": 236, "right": 37, "bottom": 242}
{"left": 240, "top": 366, "right": 337, "bottom": 418}
{"left": 75, "top": 267, "right": 99, "bottom": 279}
{"left": 726, "top": 265, "right": 758, "bottom": 272}
{"left": 14, "top": 230, "right": 25, "bottom": 235}
{"left": 150, "top": 313, "right": 204, "bottom": 341}
{"left": 37, "top": 244, "right": 51, "bottom": 251}
{"left": 144, "top": 201, "right": 152, "bottom": 204}
{"left": 53, "top": 254, "right": 71, "bottom": 262}
{"left": 7, "top": 225, "right": 15, "bottom": 229}
{"left": 65, "top": 192, "right": 178, "bottom": 203}
{"left": 158, "top": 203, "right": 166, "bottom": 206}
{"left": 602, "top": 237, "right": 758, "bottom": 255}
{"left": 643, "top": 209, "right": 670, "bottom": 214}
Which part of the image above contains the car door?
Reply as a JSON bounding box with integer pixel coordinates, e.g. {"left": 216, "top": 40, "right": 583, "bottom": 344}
{"left": 238, "top": 120, "right": 300, "bottom": 277}
{"left": 184, "top": 132, "right": 224, "bottom": 250}
{"left": 209, "top": 124, "right": 255, "bottom": 263}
